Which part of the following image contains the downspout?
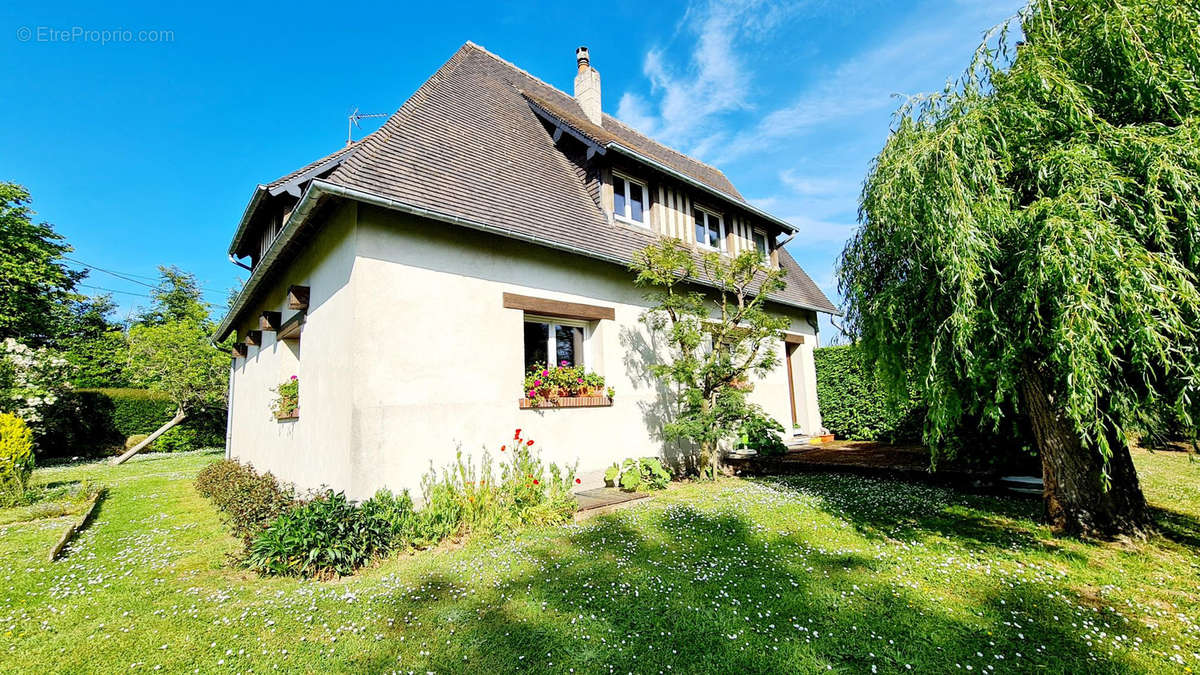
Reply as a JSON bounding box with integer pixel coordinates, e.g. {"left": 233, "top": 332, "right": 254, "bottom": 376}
{"left": 228, "top": 253, "right": 252, "bottom": 271}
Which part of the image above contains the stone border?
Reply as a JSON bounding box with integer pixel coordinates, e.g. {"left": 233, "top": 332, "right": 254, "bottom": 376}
{"left": 48, "top": 487, "right": 107, "bottom": 562}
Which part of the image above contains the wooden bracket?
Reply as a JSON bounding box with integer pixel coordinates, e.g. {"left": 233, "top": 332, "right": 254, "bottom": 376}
{"left": 260, "top": 311, "right": 282, "bottom": 331}
{"left": 287, "top": 285, "right": 310, "bottom": 310}
{"left": 231, "top": 343, "right": 248, "bottom": 358}
{"left": 245, "top": 330, "right": 263, "bottom": 347}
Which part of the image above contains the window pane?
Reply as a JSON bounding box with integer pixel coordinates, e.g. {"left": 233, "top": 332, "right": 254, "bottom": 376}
{"left": 613, "top": 176, "right": 627, "bottom": 218}
{"left": 630, "top": 181, "right": 644, "bottom": 222}
{"left": 695, "top": 211, "right": 706, "bottom": 244}
{"left": 554, "top": 324, "right": 584, "bottom": 367}
{"left": 753, "top": 231, "right": 768, "bottom": 256}
{"left": 523, "top": 321, "right": 548, "bottom": 371}
{"left": 708, "top": 220, "right": 721, "bottom": 248}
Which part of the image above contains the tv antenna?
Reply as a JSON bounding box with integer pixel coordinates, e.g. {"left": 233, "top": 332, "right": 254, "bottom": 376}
{"left": 347, "top": 108, "right": 388, "bottom": 146}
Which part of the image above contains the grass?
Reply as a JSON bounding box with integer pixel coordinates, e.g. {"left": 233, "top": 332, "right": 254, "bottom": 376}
{"left": 0, "top": 449, "right": 1197, "bottom": 673}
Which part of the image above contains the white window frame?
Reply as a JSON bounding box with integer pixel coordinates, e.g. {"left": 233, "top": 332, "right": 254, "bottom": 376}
{"left": 694, "top": 206, "right": 726, "bottom": 252}
{"left": 612, "top": 171, "right": 650, "bottom": 228}
{"left": 524, "top": 314, "right": 591, "bottom": 369}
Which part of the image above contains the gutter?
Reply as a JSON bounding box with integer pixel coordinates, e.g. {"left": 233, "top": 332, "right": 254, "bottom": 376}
{"left": 604, "top": 142, "right": 798, "bottom": 235}
{"left": 214, "top": 179, "right": 835, "bottom": 343}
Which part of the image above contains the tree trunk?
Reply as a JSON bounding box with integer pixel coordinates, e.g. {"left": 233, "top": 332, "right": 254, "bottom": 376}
{"left": 1019, "top": 368, "right": 1149, "bottom": 538}
{"left": 110, "top": 408, "right": 187, "bottom": 466}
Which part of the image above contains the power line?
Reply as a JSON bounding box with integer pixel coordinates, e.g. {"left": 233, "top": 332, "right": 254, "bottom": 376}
{"left": 78, "top": 283, "right": 153, "bottom": 298}
{"left": 65, "top": 256, "right": 158, "bottom": 289}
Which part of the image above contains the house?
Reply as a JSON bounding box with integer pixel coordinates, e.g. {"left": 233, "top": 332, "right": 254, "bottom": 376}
{"left": 215, "top": 43, "right": 838, "bottom": 499}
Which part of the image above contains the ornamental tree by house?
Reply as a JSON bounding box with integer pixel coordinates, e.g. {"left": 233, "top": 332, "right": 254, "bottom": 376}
{"left": 633, "top": 239, "right": 788, "bottom": 478}
{"left": 114, "top": 268, "right": 228, "bottom": 465}
{"left": 840, "top": 0, "right": 1200, "bottom": 537}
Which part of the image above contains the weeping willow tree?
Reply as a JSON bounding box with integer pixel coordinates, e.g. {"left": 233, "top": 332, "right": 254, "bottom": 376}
{"left": 840, "top": 0, "right": 1200, "bottom": 537}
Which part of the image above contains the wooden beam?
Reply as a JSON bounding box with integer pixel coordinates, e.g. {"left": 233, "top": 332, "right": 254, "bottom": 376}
{"left": 260, "top": 311, "right": 282, "bottom": 331}
{"left": 783, "top": 333, "right": 805, "bottom": 345}
{"left": 287, "top": 285, "right": 310, "bottom": 310}
{"left": 231, "top": 343, "right": 248, "bottom": 358}
{"left": 244, "top": 330, "right": 263, "bottom": 347}
{"left": 277, "top": 311, "right": 305, "bottom": 341}
{"left": 502, "top": 292, "right": 615, "bottom": 321}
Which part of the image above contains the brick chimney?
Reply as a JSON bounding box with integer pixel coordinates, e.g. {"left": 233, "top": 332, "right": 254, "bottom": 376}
{"left": 574, "top": 46, "right": 602, "bottom": 126}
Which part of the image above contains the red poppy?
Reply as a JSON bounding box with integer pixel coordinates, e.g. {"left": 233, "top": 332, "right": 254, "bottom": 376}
{"left": 533, "top": 479, "right": 539, "bottom": 485}
{"left": 575, "top": 478, "right": 581, "bottom": 484}
{"left": 501, "top": 445, "right": 506, "bottom": 452}
{"left": 514, "top": 428, "right": 522, "bottom": 440}
{"left": 527, "top": 440, "right": 534, "bottom": 446}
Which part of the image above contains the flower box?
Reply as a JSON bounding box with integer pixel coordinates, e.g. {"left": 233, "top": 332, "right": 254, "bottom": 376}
{"left": 519, "top": 396, "right": 613, "bottom": 410}
{"left": 275, "top": 409, "right": 299, "bottom": 421}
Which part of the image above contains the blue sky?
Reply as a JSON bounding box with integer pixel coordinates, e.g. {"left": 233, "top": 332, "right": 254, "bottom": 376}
{"left": 0, "top": 0, "right": 1022, "bottom": 336}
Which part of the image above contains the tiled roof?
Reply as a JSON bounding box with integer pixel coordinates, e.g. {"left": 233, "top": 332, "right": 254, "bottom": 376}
{"left": 234, "top": 42, "right": 836, "bottom": 316}
{"left": 266, "top": 142, "right": 360, "bottom": 190}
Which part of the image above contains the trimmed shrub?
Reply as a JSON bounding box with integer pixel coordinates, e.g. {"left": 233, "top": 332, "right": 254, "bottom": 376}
{"left": 0, "top": 413, "right": 35, "bottom": 504}
{"left": 39, "top": 389, "right": 226, "bottom": 458}
{"left": 194, "top": 460, "right": 295, "bottom": 548}
{"left": 814, "top": 345, "right": 923, "bottom": 442}
{"left": 124, "top": 434, "right": 150, "bottom": 451}
{"left": 81, "top": 388, "right": 176, "bottom": 438}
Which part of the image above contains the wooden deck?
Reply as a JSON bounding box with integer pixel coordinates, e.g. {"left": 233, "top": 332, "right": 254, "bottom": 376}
{"left": 574, "top": 487, "right": 650, "bottom": 520}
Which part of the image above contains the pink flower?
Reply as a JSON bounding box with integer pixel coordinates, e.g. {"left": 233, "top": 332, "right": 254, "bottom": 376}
{"left": 534, "top": 379, "right": 542, "bottom": 386}
{"left": 527, "top": 390, "right": 536, "bottom": 398}
{"left": 290, "top": 375, "right": 298, "bottom": 380}
{"left": 577, "top": 378, "right": 584, "bottom": 384}
{"left": 542, "top": 369, "right": 549, "bottom": 377}
{"left": 560, "top": 360, "right": 568, "bottom": 367}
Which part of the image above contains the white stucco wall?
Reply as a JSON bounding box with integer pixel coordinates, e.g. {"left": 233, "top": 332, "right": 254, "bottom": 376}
{"left": 226, "top": 202, "right": 358, "bottom": 493}
{"left": 227, "top": 203, "right": 823, "bottom": 500}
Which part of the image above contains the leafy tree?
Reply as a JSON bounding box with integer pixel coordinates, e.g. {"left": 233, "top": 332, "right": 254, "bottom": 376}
{"left": 839, "top": 0, "right": 1200, "bottom": 536}
{"left": 56, "top": 294, "right": 130, "bottom": 387}
{"left": 137, "top": 265, "right": 210, "bottom": 326}
{"left": 114, "top": 268, "right": 227, "bottom": 465}
{"left": 0, "top": 183, "right": 84, "bottom": 344}
{"left": 633, "top": 240, "right": 789, "bottom": 478}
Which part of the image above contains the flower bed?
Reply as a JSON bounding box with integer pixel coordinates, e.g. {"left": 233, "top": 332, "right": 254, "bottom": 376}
{"left": 522, "top": 362, "right": 614, "bottom": 408}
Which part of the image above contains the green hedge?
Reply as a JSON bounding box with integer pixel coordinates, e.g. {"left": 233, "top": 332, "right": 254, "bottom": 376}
{"left": 77, "top": 388, "right": 176, "bottom": 438}
{"left": 814, "top": 345, "right": 923, "bottom": 442}
{"left": 36, "top": 389, "right": 226, "bottom": 458}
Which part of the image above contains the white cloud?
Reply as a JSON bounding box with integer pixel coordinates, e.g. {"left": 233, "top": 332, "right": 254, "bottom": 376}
{"left": 615, "top": 0, "right": 806, "bottom": 153}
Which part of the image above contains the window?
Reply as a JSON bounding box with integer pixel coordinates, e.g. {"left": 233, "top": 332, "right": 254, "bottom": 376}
{"left": 752, "top": 228, "right": 769, "bottom": 257}
{"left": 523, "top": 316, "right": 587, "bottom": 371}
{"left": 694, "top": 207, "right": 725, "bottom": 251}
{"left": 612, "top": 173, "right": 648, "bottom": 226}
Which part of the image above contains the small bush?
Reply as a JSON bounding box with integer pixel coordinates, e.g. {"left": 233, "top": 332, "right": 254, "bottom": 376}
{"left": 0, "top": 413, "right": 35, "bottom": 505}
{"left": 194, "top": 460, "right": 295, "bottom": 548}
{"left": 125, "top": 434, "right": 150, "bottom": 451}
{"left": 737, "top": 409, "right": 788, "bottom": 456}
{"left": 605, "top": 457, "right": 671, "bottom": 492}
{"left": 246, "top": 491, "right": 398, "bottom": 578}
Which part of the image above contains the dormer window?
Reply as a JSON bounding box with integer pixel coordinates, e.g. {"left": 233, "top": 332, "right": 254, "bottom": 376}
{"left": 752, "top": 228, "right": 769, "bottom": 257}
{"left": 612, "top": 172, "right": 649, "bottom": 227}
{"left": 694, "top": 207, "right": 725, "bottom": 251}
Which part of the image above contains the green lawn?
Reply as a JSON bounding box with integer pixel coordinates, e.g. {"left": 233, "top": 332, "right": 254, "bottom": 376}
{"left": 1, "top": 449, "right": 1198, "bottom": 673}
